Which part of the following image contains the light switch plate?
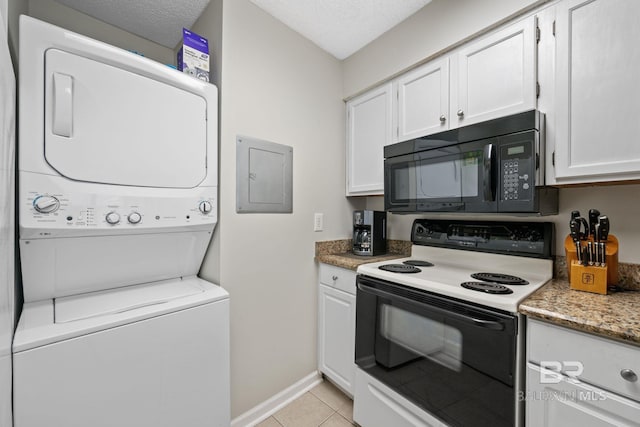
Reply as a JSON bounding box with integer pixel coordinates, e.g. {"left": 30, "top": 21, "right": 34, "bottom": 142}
{"left": 314, "top": 213, "right": 323, "bottom": 232}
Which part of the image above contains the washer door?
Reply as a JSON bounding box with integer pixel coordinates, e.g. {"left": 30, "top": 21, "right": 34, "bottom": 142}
{"left": 44, "top": 49, "right": 208, "bottom": 188}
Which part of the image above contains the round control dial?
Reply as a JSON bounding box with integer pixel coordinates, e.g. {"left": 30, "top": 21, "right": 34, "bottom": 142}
{"left": 127, "top": 212, "right": 142, "bottom": 224}
{"left": 199, "top": 201, "right": 213, "bottom": 214}
{"left": 33, "top": 195, "right": 60, "bottom": 214}
{"left": 105, "top": 212, "right": 121, "bottom": 225}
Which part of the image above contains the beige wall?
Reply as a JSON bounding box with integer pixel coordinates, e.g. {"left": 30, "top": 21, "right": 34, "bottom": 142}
{"left": 342, "top": 0, "right": 547, "bottom": 98}
{"left": 196, "top": 0, "right": 363, "bottom": 418}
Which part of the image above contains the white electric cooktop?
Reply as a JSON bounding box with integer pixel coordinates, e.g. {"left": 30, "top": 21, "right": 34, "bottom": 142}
{"left": 357, "top": 244, "right": 553, "bottom": 313}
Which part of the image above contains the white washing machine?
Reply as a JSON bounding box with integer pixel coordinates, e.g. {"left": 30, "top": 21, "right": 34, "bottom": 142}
{"left": 13, "top": 16, "right": 229, "bottom": 427}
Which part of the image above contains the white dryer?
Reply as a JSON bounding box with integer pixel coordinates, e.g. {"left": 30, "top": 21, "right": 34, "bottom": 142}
{"left": 13, "top": 16, "right": 229, "bottom": 427}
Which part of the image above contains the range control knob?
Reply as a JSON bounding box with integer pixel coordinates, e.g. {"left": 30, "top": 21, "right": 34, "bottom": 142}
{"left": 127, "top": 212, "right": 142, "bottom": 224}
{"left": 105, "top": 211, "right": 121, "bottom": 225}
{"left": 33, "top": 195, "right": 60, "bottom": 214}
{"left": 199, "top": 201, "right": 213, "bottom": 214}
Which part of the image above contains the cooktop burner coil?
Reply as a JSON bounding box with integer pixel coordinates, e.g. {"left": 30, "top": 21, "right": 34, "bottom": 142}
{"left": 471, "top": 272, "right": 529, "bottom": 285}
{"left": 378, "top": 264, "right": 422, "bottom": 274}
{"left": 461, "top": 281, "right": 514, "bottom": 294}
{"left": 402, "top": 260, "right": 434, "bottom": 267}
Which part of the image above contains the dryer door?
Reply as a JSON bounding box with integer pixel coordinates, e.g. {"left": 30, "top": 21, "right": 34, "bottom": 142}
{"left": 44, "top": 49, "right": 207, "bottom": 188}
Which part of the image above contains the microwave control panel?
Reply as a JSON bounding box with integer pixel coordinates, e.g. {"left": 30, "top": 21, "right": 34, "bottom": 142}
{"left": 499, "top": 141, "right": 534, "bottom": 204}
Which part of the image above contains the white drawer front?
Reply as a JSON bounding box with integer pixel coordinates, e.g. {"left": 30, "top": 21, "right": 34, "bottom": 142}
{"left": 354, "top": 369, "right": 445, "bottom": 427}
{"left": 319, "top": 264, "right": 356, "bottom": 295}
{"left": 526, "top": 363, "right": 640, "bottom": 427}
{"left": 528, "top": 319, "right": 640, "bottom": 402}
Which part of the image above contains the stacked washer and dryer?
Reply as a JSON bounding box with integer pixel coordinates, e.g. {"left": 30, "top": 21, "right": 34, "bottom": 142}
{"left": 13, "top": 17, "right": 229, "bottom": 426}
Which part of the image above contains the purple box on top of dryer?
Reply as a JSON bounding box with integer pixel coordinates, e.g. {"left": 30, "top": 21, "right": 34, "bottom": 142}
{"left": 177, "top": 28, "right": 210, "bottom": 82}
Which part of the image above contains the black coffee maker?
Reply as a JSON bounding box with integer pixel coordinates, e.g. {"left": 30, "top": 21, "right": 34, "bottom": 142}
{"left": 353, "top": 210, "right": 387, "bottom": 256}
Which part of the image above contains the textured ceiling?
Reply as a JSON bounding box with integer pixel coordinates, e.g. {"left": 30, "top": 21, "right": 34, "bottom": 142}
{"left": 250, "top": 0, "right": 432, "bottom": 59}
{"left": 53, "top": 0, "right": 211, "bottom": 48}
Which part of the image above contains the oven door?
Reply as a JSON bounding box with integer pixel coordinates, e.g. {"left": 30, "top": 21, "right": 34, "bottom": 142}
{"left": 384, "top": 139, "right": 497, "bottom": 213}
{"left": 355, "top": 275, "right": 517, "bottom": 427}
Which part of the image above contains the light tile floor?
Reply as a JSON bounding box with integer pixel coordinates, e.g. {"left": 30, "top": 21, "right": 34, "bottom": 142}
{"left": 256, "top": 380, "right": 355, "bottom": 427}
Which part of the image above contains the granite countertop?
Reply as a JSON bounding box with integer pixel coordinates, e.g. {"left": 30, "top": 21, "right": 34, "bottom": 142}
{"left": 315, "top": 239, "right": 411, "bottom": 271}
{"left": 519, "top": 279, "right": 640, "bottom": 346}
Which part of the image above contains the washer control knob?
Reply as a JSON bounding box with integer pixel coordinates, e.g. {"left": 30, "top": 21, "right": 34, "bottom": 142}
{"left": 199, "top": 201, "right": 213, "bottom": 214}
{"left": 105, "top": 212, "right": 121, "bottom": 225}
{"left": 33, "top": 195, "right": 60, "bottom": 214}
{"left": 127, "top": 212, "right": 142, "bottom": 224}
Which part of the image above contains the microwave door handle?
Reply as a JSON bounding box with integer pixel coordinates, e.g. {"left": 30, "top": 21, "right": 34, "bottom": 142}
{"left": 483, "top": 143, "right": 495, "bottom": 201}
{"left": 357, "top": 282, "right": 505, "bottom": 331}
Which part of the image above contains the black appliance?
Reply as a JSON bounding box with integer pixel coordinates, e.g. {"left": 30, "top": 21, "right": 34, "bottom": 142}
{"left": 384, "top": 110, "right": 558, "bottom": 214}
{"left": 352, "top": 210, "right": 386, "bottom": 256}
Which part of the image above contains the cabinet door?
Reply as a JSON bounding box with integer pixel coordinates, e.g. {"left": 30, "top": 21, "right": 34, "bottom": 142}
{"left": 554, "top": 0, "right": 640, "bottom": 182}
{"left": 452, "top": 17, "right": 536, "bottom": 128}
{"left": 526, "top": 364, "right": 640, "bottom": 427}
{"left": 318, "top": 284, "right": 356, "bottom": 396}
{"left": 396, "top": 58, "right": 450, "bottom": 141}
{"left": 346, "top": 83, "right": 393, "bottom": 195}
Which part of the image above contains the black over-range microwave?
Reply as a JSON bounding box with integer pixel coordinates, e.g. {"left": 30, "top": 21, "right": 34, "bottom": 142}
{"left": 384, "top": 110, "right": 558, "bottom": 215}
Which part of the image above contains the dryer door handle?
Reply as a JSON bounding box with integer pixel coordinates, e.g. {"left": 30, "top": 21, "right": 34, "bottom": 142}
{"left": 52, "top": 72, "right": 73, "bottom": 137}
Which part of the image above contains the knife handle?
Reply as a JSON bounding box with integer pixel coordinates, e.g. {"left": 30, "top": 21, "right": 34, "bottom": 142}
{"left": 598, "top": 215, "right": 610, "bottom": 241}
{"left": 589, "top": 209, "right": 600, "bottom": 237}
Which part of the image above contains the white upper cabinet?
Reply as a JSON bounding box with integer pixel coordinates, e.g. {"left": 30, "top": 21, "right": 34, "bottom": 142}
{"left": 395, "top": 58, "right": 450, "bottom": 142}
{"left": 554, "top": 0, "right": 640, "bottom": 183}
{"left": 451, "top": 17, "right": 537, "bottom": 128}
{"left": 346, "top": 83, "right": 393, "bottom": 195}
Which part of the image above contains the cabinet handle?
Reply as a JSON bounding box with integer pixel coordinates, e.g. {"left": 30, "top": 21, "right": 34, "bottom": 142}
{"left": 332, "top": 275, "right": 338, "bottom": 281}
{"left": 621, "top": 369, "right": 638, "bottom": 382}
{"left": 457, "top": 109, "right": 464, "bottom": 118}
{"left": 439, "top": 115, "right": 446, "bottom": 123}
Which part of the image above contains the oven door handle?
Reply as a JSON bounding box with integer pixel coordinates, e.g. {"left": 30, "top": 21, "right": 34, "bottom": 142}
{"left": 358, "top": 282, "right": 506, "bottom": 331}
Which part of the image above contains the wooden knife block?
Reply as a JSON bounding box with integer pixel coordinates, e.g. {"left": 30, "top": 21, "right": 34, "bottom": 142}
{"left": 564, "top": 234, "right": 619, "bottom": 294}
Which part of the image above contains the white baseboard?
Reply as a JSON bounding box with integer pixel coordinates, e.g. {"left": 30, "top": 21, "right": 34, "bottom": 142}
{"left": 231, "top": 371, "right": 322, "bottom": 427}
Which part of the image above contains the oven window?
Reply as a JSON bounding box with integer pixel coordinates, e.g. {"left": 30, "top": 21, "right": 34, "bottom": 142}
{"left": 380, "top": 304, "right": 462, "bottom": 372}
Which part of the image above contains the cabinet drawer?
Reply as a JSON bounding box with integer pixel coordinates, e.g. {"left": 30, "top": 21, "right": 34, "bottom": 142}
{"left": 526, "top": 363, "right": 640, "bottom": 427}
{"left": 319, "top": 264, "right": 356, "bottom": 295}
{"left": 528, "top": 319, "right": 640, "bottom": 402}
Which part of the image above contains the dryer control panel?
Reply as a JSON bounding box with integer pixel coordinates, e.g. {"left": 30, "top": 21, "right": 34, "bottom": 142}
{"left": 20, "top": 173, "right": 217, "bottom": 238}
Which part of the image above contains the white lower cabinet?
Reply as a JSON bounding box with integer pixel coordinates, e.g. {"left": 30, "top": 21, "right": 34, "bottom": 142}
{"left": 526, "top": 319, "right": 640, "bottom": 426}
{"left": 318, "top": 264, "right": 356, "bottom": 396}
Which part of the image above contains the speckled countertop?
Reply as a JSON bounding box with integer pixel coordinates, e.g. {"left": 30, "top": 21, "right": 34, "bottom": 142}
{"left": 519, "top": 277, "right": 640, "bottom": 346}
{"left": 315, "top": 239, "right": 411, "bottom": 271}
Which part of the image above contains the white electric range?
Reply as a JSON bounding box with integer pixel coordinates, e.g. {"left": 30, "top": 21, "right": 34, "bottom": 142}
{"left": 353, "top": 219, "right": 554, "bottom": 427}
